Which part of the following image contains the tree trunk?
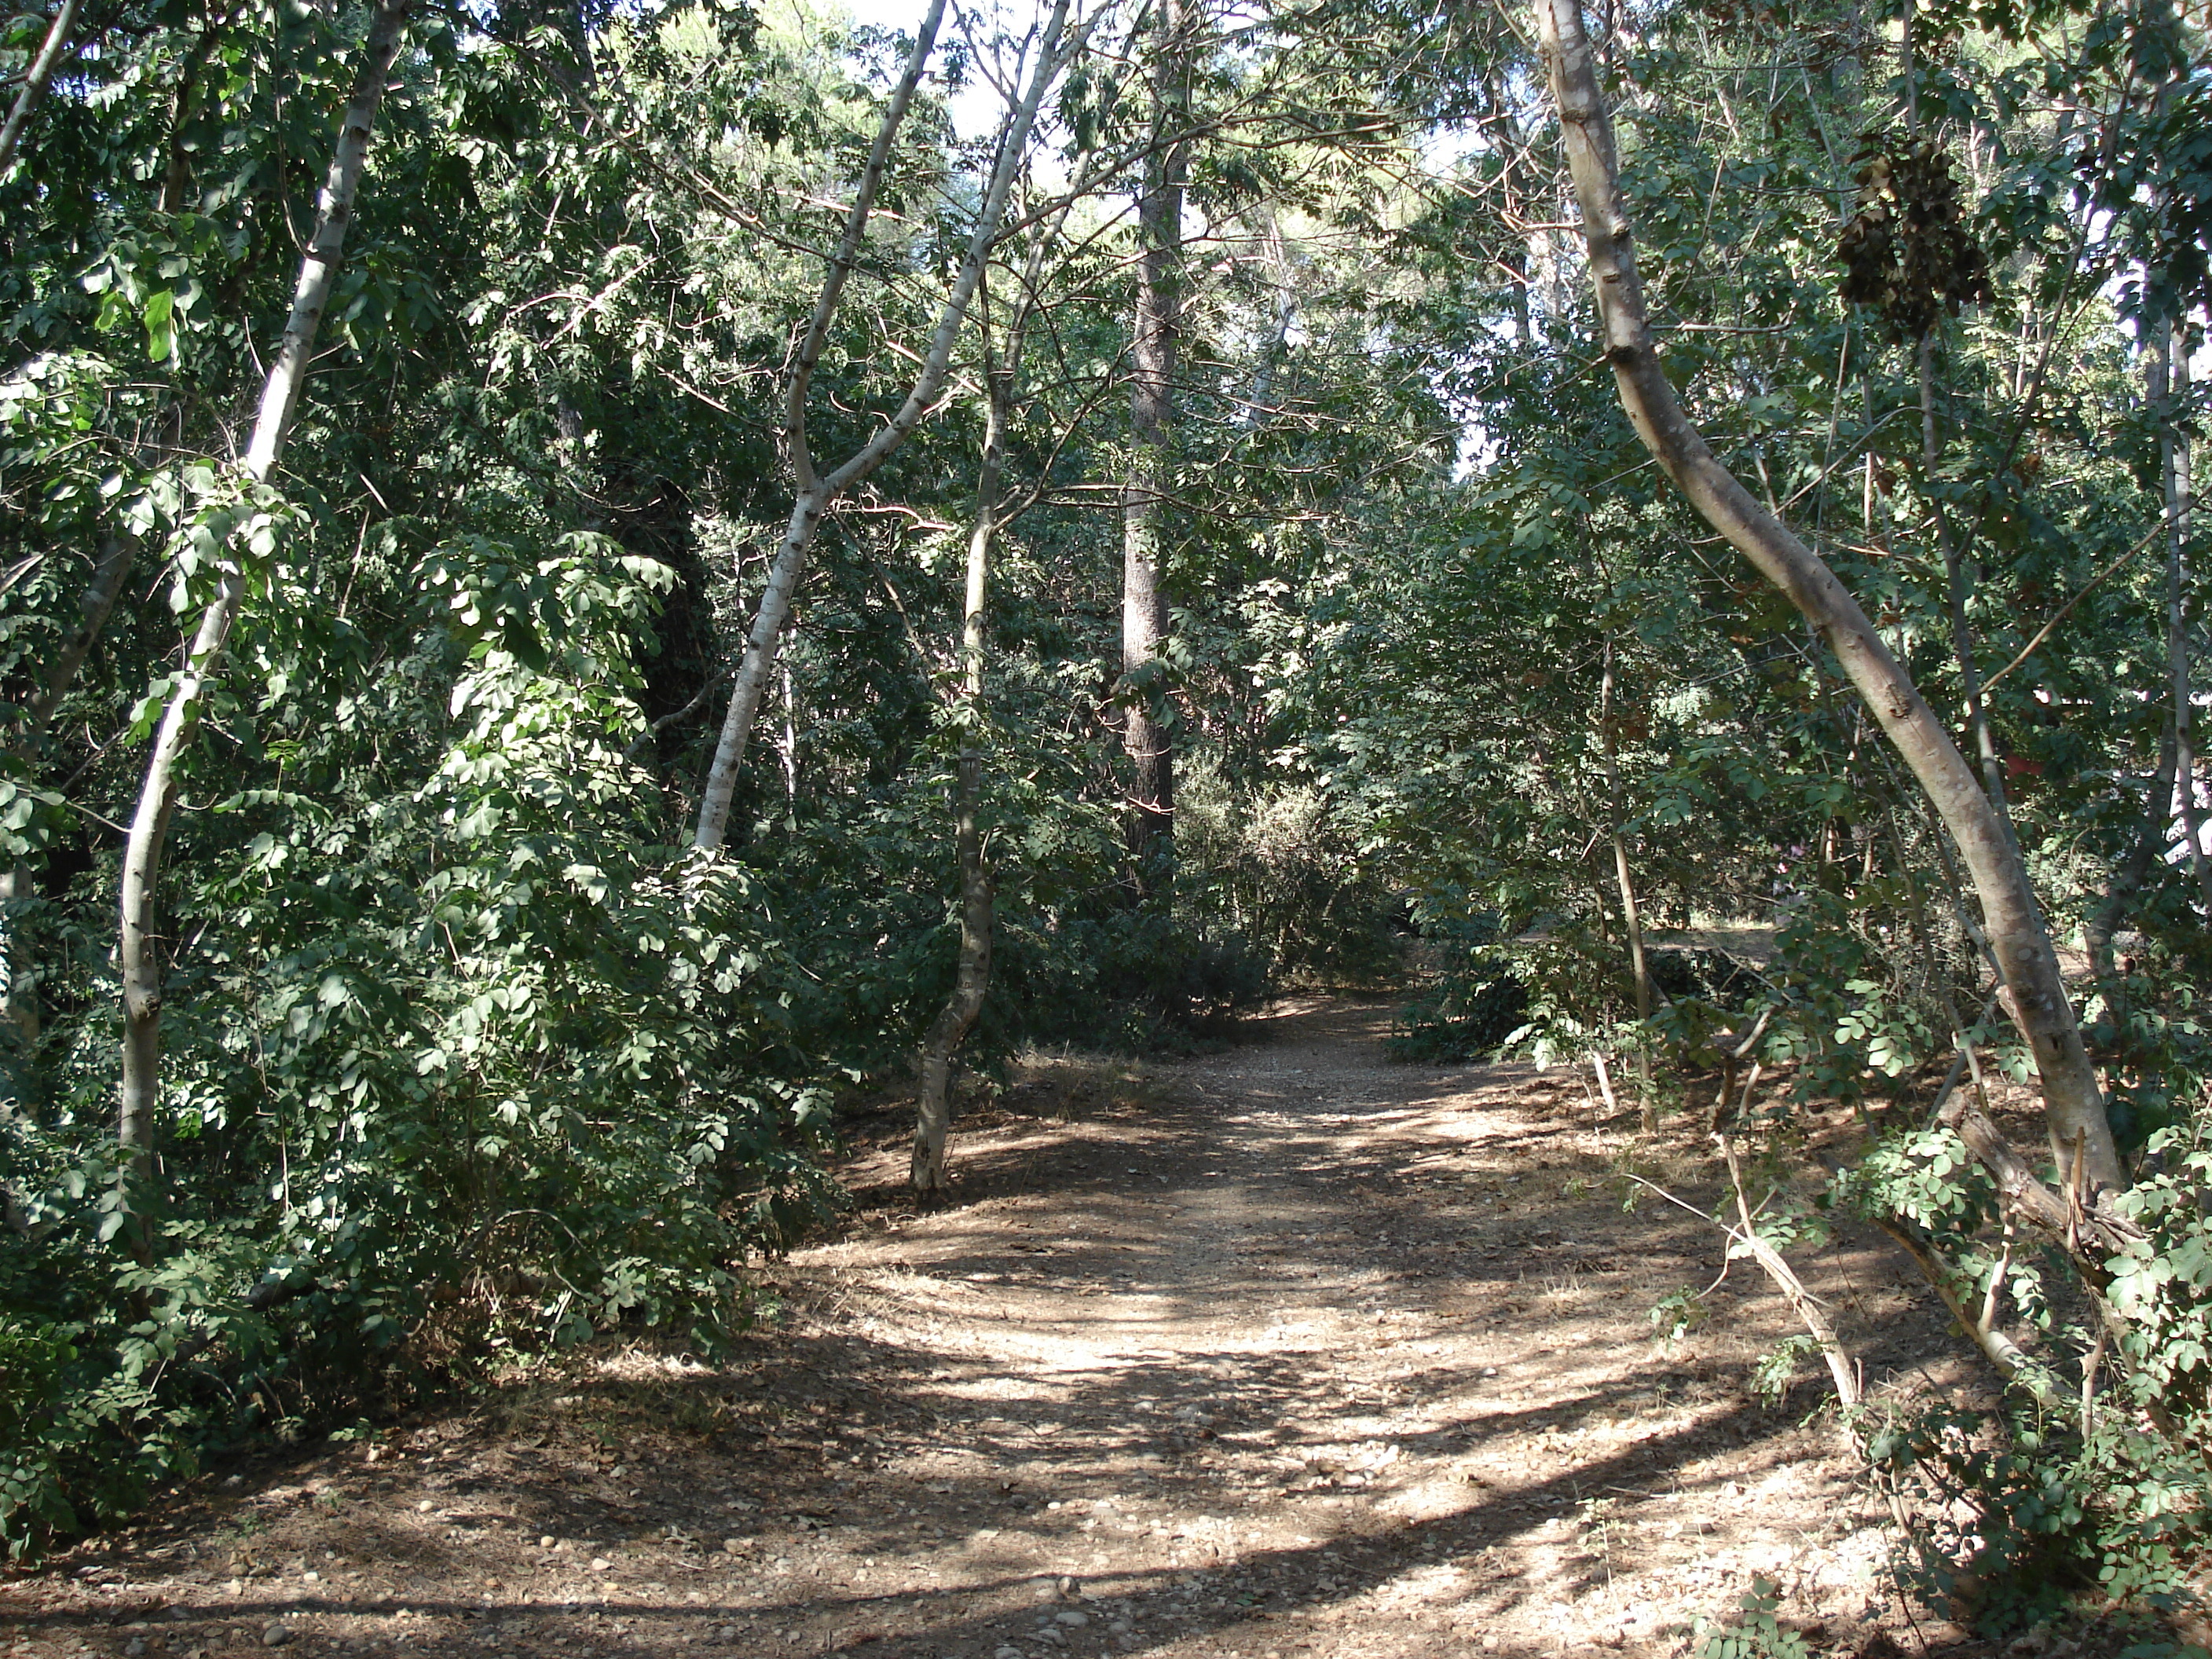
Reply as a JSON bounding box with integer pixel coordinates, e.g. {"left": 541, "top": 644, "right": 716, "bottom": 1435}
{"left": 0, "top": 0, "right": 81, "bottom": 176}
{"left": 115, "top": 0, "right": 414, "bottom": 1228}
{"left": 912, "top": 377, "right": 1008, "bottom": 1193}
{"left": 911, "top": 756, "right": 992, "bottom": 1192}
{"left": 1120, "top": 0, "right": 1187, "bottom": 869}
{"left": 694, "top": 0, "right": 1079, "bottom": 849}
{"left": 911, "top": 200, "right": 1064, "bottom": 1192}
{"left": 157, "top": 27, "right": 222, "bottom": 215}
{"left": 2152, "top": 320, "right": 2212, "bottom": 912}
{"left": 1597, "top": 642, "right": 1654, "bottom": 1126}
{"left": 1535, "top": 0, "right": 2122, "bottom": 1196}
{"left": 29, "top": 533, "right": 134, "bottom": 735}
{"left": 2, "top": 864, "right": 34, "bottom": 1046}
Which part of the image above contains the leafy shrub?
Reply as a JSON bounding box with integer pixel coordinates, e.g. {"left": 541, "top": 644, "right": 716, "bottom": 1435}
{"left": 1005, "top": 899, "right": 1272, "bottom": 1057}
{"left": 1176, "top": 764, "right": 1404, "bottom": 987}
{"left": 0, "top": 540, "right": 838, "bottom": 1559}
{"left": 1387, "top": 964, "right": 1529, "bottom": 1061}
{"left": 1834, "top": 1113, "right": 2212, "bottom": 1639}
{"left": 1647, "top": 946, "right": 1762, "bottom": 1008}
{"left": 1691, "top": 1577, "right": 1807, "bottom": 1659}
{"left": 1386, "top": 904, "right": 1530, "bottom": 1061}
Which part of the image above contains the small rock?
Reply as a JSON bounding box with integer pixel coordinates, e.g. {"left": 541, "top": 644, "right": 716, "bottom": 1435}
{"left": 995, "top": 1648, "right": 1025, "bottom": 1659}
{"left": 540, "top": 1536, "right": 556, "bottom": 1550}
{"left": 1056, "top": 1577, "right": 1076, "bottom": 1596}
{"left": 1054, "top": 1611, "right": 1089, "bottom": 1628}
{"left": 589, "top": 1558, "right": 610, "bottom": 1573}
{"left": 418, "top": 1500, "right": 435, "bottom": 1512}
{"left": 262, "top": 1623, "right": 292, "bottom": 1648}
{"left": 715, "top": 1627, "right": 739, "bottom": 1642}
{"left": 723, "top": 1539, "right": 743, "bottom": 1555}
{"left": 301, "top": 1571, "right": 319, "bottom": 1584}
{"left": 124, "top": 1642, "right": 146, "bottom": 1657}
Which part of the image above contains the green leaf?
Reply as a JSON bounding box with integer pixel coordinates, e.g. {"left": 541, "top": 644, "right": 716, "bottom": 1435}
{"left": 143, "top": 289, "right": 176, "bottom": 362}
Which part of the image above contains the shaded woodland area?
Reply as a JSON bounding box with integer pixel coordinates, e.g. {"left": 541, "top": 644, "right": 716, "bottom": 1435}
{"left": 5, "top": 0, "right": 2212, "bottom": 1642}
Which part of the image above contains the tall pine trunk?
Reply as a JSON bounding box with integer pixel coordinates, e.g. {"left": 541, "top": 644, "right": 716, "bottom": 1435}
{"left": 1119, "top": 0, "right": 1186, "bottom": 870}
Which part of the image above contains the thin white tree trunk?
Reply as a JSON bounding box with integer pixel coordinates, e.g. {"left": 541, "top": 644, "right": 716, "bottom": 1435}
{"left": 1596, "top": 641, "right": 1653, "bottom": 1126}
{"left": 1120, "top": 0, "right": 1187, "bottom": 868}
{"left": 1536, "top": 0, "right": 2122, "bottom": 1197}
{"left": 0, "top": 0, "right": 80, "bottom": 177}
{"left": 1, "top": 865, "right": 32, "bottom": 1046}
{"left": 910, "top": 411, "right": 1002, "bottom": 1189}
{"left": 910, "top": 205, "right": 1070, "bottom": 1193}
{"left": 115, "top": 0, "right": 414, "bottom": 1213}
{"left": 694, "top": 0, "right": 1083, "bottom": 850}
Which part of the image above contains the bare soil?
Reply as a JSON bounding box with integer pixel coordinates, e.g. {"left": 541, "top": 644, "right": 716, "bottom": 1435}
{"left": 4, "top": 997, "right": 2049, "bottom": 1659}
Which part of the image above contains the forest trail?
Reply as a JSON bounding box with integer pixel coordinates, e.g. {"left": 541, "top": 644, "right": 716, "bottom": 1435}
{"left": 2, "top": 998, "right": 1964, "bottom": 1659}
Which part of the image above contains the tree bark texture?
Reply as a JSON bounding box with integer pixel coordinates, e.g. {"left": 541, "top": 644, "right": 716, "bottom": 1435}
{"left": 1597, "top": 642, "right": 1653, "bottom": 1124}
{"left": 0, "top": 0, "right": 81, "bottom": 177}
{"left": 1120, "top": 0, "right": 1187, "bottom": 867}
{"left": 116, "top": 0, "right": 413, "bottom": 1207}
{"left": 911, "top": 374, "right": 1008, "bottom": 1192}
{"left": 694, "top": 0, "right": 1079, "bottom": 850}
{"left": 1535, "top": 0, "right": 2122, "bottom": 1196}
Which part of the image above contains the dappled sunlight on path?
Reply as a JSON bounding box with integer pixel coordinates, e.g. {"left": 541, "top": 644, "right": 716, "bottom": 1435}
{"left": 0, "top": 998, "right": 1969, "bottom": 1659}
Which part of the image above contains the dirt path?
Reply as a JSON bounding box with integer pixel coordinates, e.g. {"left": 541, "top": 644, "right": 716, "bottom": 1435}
{"left": 2, "top": 998, "right": 1975, "bottom": 1659}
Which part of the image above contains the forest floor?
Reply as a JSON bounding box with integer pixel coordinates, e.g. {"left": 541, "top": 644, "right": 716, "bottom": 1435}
{"left": 3, "top": 997, "right": 2082, "bottom": 1659}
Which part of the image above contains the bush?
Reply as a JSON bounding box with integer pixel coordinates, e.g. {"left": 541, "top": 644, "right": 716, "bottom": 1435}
{"left": 1834, "top": 1115, "right": 2212, "bottom": 1639}
{"left": 1386, "top": 907, "right": 1529, "bottom": 1061}
{"left": 1176, "top": 763, "right": 1404, "bottom": 987}
{"left": 0, "top": 544, "right": 838, "bottom": 1560}
{"left": 1386, "top": 963, "right": 1529, "bottom": 1061}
